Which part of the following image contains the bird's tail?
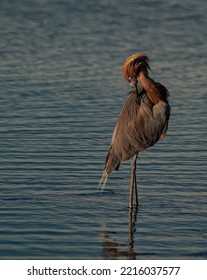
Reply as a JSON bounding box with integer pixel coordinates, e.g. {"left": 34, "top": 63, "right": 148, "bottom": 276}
{"left": 98, "top": 170, "right": 108, "bottom": 192}
{"left": 98, "top": 146, "right": 120, "bottom": 191}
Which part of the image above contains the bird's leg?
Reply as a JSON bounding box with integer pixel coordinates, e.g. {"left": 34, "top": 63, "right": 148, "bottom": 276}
{"left": 133, "top": 158, "right": 138, "bottom": 207}
{"left": 129, "top": 171, "right": 134, "bottom": 209}
{"left": 129, "top": 154, "right": 138, "bottom": 208}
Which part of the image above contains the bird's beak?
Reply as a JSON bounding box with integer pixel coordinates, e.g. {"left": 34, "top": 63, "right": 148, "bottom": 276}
{"left": 130, "top": 77, "right": 138, "bottom": 94}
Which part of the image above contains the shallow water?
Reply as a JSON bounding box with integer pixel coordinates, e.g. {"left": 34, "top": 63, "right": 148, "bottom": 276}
{"left": 0, "top": 0, "right": 207, "bottom": 259}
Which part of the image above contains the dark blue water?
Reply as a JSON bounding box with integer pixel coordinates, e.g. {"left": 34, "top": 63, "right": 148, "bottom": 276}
{"left": 0, "top": 0, "right": 207, "bottom": 259}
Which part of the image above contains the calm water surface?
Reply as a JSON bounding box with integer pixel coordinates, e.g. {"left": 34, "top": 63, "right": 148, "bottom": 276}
{"left": 0, "top": 0, "right": 207, "bottom": 259}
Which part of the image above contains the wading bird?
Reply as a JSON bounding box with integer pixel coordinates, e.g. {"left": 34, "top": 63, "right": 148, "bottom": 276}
{"left": 99, "top": 53, "right": 170, "bottom": 208}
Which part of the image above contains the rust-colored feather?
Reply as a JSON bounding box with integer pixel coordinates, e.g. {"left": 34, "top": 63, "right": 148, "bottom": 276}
{"left": 122, "top": 53, "right": 169, "bottom": 104}
{"left": 122, "top": 52, "right": 150, "bottom": 82}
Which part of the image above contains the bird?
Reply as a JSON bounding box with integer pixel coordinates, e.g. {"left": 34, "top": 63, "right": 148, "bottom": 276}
{"left": 99, "top": 53, "right": 170, "bottom": 208}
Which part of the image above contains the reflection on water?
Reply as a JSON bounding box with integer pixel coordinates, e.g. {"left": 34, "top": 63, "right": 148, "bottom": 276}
{"left": 127, "top": 208, "right": 137, "bottom": 260}
{"left": 102, "top": 207, "right": 138, "bottom": 260}
{"left": 102, "top": 207, "right": 159, "bottom": 260}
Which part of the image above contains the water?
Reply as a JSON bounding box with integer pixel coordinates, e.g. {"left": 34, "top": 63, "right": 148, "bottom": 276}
{"left": 0, "top": 0, "right": 207, "bottom": 259}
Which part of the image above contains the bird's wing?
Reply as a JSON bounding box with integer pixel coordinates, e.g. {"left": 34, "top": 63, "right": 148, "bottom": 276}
{"left": 110, "top": 91, "right": 170, "bottom": 162}
{"left": 111, "top": 91, "right": 146, "bottom": 161}
{"left": 150, "top": 101, "right": 170, "bottom": 141}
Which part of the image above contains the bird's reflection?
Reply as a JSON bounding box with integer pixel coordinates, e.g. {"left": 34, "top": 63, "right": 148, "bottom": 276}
{"left": 101, "top": 206, "right": 138, "bottom": 259}
{"left": 128, "top": 206, "right": 138, "bottom": 259}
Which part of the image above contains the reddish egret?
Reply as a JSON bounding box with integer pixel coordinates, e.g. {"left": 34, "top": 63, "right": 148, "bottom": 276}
{"left": 100, "top": 53, "right": 170, "bottom": 208}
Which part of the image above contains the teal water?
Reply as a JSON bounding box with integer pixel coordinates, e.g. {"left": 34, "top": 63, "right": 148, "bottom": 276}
{"left": 0, "top": 0, "right": 207, "bottom": 259}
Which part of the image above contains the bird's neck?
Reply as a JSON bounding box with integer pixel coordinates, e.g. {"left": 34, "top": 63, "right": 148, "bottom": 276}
{"left": 138, "top": 70, "right": 168, "bottom": 104}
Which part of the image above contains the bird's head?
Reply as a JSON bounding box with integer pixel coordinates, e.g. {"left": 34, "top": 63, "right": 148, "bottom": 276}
{"left": 122, "top": 53, "right": 150, "bottom": 87}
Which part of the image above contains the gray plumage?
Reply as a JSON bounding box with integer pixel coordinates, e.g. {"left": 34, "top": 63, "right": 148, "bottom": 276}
{"left": 105, "top": 85, "right": 170, "bottom": 175}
